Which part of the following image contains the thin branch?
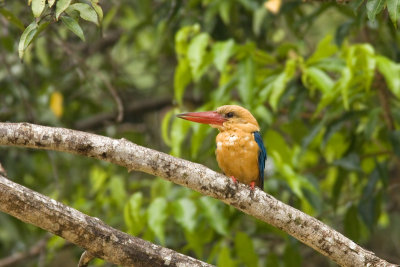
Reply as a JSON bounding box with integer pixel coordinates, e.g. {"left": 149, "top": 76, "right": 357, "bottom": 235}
{"left": 0, "top": 234, "right": 50, "bottom": 267}
{"left": 0, "top": 122, "right": 396, "bottom": 267}
{"left": 101, "top": 76, "right": 124, "bottom": 123}
{"left": 78, "top": 251, "right": 95, "bottom": 267}
{"left": 74, "top": 97, "right": 172, "bottom": 130}
{"left": 0, "top": 174, "right": 212, "bottom": 267}
{"left": 0, "top": 162, "right": 6, "bottom": 176}
{"left": 73, "top": 96, "right": 202, "bottom": 130}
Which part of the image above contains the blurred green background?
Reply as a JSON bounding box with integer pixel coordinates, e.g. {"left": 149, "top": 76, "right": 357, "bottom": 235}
{"left": 0, "top": 0, "right": 399, "bottom": 266}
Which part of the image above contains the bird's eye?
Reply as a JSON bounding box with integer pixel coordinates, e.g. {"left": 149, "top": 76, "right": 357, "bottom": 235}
{"left": 226, "top": 112, "right": 234, "bottom": 118}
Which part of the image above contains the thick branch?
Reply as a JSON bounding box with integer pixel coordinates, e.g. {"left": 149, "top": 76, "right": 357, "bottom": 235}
{"left": 0, "top": 122, "right": 396, "bottom": 267}
{"left": 0, "top": 174, "right": 212, "bottom": 267}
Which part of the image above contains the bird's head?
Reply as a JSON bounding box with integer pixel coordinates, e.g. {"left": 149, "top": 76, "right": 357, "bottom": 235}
{"left": 177, "top": 105, "right": 259, "bottom": 132}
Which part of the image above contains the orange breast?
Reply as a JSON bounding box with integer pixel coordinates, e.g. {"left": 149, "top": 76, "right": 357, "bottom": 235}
{"left": 215, "top": 130, "right": 260, "bottom": 186}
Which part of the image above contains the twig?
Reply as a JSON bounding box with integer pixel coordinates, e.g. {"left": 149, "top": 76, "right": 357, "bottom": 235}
{"left": 78, "top": 251, "right": 95, "bottom": 267}
{"left": 0, "top": 162, "right": 6, "bottom": 176}
{"left": 0, "top": 234, "right": 50, "bottom": 267}
{"left": 0, "top": 122, "right": 396, "bottom": 267}
{"left": 74, "top": 96, "right": 202, "bottom": 130}
{"left": 74, "top": 97, "right": 171, "bottom": 130}
{"left": 101, "top": 76, "right": 124, "bottom": 123}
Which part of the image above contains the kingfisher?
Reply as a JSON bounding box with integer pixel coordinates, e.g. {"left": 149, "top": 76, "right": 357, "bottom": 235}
{"left": 177, "top": 105, "right": 267, "bottom": 190}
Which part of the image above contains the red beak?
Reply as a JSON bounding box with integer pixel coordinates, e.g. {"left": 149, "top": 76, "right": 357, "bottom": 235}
{"left": 177, "top": 111, "right": 226, "bottom": 126}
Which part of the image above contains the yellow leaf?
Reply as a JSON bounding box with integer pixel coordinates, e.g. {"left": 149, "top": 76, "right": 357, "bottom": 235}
{"left": 264, "top": 0, "right": 281, "bottom": 14}
{"left": 50, "top": 91, "right": 63, "bottom": 118}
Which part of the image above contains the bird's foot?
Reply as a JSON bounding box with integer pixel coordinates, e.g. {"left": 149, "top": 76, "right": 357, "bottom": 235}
{"left": 250, "top": 181, "right": 255, "bottom": 190}
{"left": 230, "top": 176, "right": 237, "bottom": 183}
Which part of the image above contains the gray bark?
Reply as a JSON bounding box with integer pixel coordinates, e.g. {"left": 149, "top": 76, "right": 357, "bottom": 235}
{"left": 0, "top": 174, "right": 212, "bottom": 267}
{"left": 0, "top": 122, "right": 396, "bottom": 267}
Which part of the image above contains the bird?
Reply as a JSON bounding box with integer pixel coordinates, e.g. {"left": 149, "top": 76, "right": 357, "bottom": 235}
{"left": 177, "top": 105, "right": 267, "bottom": 190}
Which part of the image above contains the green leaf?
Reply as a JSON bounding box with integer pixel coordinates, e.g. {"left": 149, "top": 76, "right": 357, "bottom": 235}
{"left": 302, "top": 117, "right": 326, "bottom": 150}
{"left": 237, "top": 57, "right": 255, "bottom": 106}
{"left": 89, "top": 166, "right": 108, "bottom": 194}
{"left": 147, "top": 197, "right": 168, "bottom": 245}
{"left": 213, "top": 39, "right": 235, "bottom": 72}
{"left": 109, "top": 176, "right": 127, "bottom": 205}
{"left": 56, "top": 0, "right": 71, "bottom": 20}
{"left": 358, "top": 195, "right": 377, "bottom": 230}
{"left": 389, "top": 130, "right": 400, "bottom": 157}
{"left": 219, "top": 1, "right": 231, "bottom": 24}
{"left": 234, "top": 232, "right": 258, "bottom": 267}
{"left": 265, "top": 129, "right": 292, "bottom": 164}
{"left": 366, "top": 0, "right": 385, "bottom": 21}
{"left": 48, "top": 0, "right": 56, "bottom": 8}
{"left": 150, "top": 178, "right": 172, "bottom": 200}
{"left": 170, "top": 115, "right": 191, "bottom": 157}
{"left": 350, "top": 0, "right": 365, "bottom": 11}
{"left": 175, "top": 24, "right": 200, "bottom": 58}
{"left": 265, "top": 253, "right": 280, "bottom": 267}
{"left": 190, "top": 123, "right": 211, "bottom": 158}
{"left": 32, "top": 0, "right": 46, "bottom": 18}
{"left": 217, "top": 246, "right": 236, "bottom": 267}
{"left": 185, "top": 225, "right": 213, "bottom": 258}
{"left": 174, "top": 59, "right": 192, "bottom": 106}
{"left": 187, "top": 33, "right": 211, "bottom": 81}
{"left": 283, "top": 241, "right": 302, "bottom": 267}
{"left": 18, "top": 21, "right": 38, "bottom": 59}
{"left": 376, "top": 55, "right": 400, "bottom": 97}
{"left": 124, "top": 192, "right": 144, "bottom": 235}
{"left": 253, "top": 6, "right": 267, "bottom": 36}
{"left": 67, "top": 3, "right": 99, "bottom": 25}
{"left": 333, "top": 153, "right": 361, "bottom": 171}
{"left": 323, "top": 112, "right": 355, "bottom": 146}
{"left": 344, "top": 204, "right": 360, "bottom": 241}
{"left": 355, "top": 45, "right": 376, "bottom": 90}
{"left": 269, "top": 59, "right": 296, "bottom": 111}
{"left": 307, "top": 35, "right": 338, "bottom": 65}
{"left": 253, "top": 104, "right": 273, "bottom": 125}
{"left": 363, "top": 108, "right": 380, "bottom": 139}
{"left": 91, "top": 1, "right": 103, "bottom": 22}
{"left": 336, "top": 21, "right": 354, "bottom": 46}
{"left": 0, "top": 8, "right": 25, "bottom": 30}
{"left": 314, "top": 87, "right": 340, "bottom": 115}
{"left": 336, "top": 67, "right": 352, "bottom": 110}
{"left": 254, "top": 49, "right": 276, "bottom": 64}
{"left": 199, "top": 197, "right": 228, "bottom": 235}
{"left": 161, "top": 109, "right": 174, "bottom": 146}
{"left": 173, "top": 198, "right": 197, "bottom": 232}
{"left": 302, "top": 67, "right": 334, "bottom": 93}
{"left": 387, "top": 0, "right": 400, "bottom": 27}
{"left": 38, "top": 19, "right": 50, "bottom": 32}
{"left": 61, "top": 16, "right": 85, "bottom": 41}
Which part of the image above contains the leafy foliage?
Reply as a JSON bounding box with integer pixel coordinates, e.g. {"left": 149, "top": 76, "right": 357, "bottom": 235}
{"left": 0, "top": 0, "right": 399, "bottom": 266}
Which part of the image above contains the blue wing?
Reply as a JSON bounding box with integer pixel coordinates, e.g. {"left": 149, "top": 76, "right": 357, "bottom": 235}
{"left": 253, "top": 131, "right": 267, "bottom": 190}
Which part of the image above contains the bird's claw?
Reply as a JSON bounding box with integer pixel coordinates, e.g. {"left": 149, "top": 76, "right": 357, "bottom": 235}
{"left": 230, "top": 176, "right": 237, "bottom": 183}
{"left": 250, "top": 181, "right": 255, "bottom": 190}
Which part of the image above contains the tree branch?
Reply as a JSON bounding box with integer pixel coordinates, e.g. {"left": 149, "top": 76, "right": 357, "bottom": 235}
{"left": 0, "top": 234, "right": 50, "bottom": 267}
{"left": 73, "top": 97, "right": 172, "bottom": 130}
{"left": 0, "top": 122, "right": 396, "bottom": 267}
{"left": 0, "top": 173, "right": 212, "bottom": 267}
